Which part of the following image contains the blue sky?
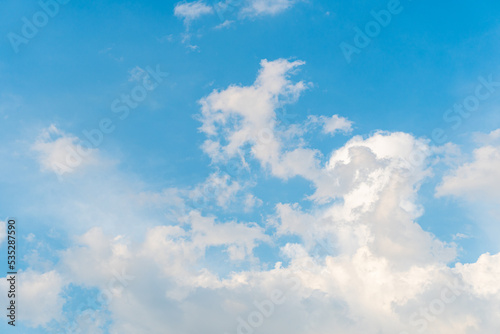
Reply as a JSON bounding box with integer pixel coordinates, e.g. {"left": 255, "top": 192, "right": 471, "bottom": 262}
{"left": 1, "top": 0, "right": 500, "bottom": 333}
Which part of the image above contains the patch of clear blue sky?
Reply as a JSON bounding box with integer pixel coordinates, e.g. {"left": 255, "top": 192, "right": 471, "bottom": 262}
{"left": 1, "top": 0, "right": 500, "bottom": 275}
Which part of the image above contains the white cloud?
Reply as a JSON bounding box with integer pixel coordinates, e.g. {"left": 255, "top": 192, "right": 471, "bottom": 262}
{"left": 27, "top": 152, "right": 500, "bottom": 334}
{"left": 51, "top": 213, "right": 272, "bottom": 330}
{"left": 51, "top": 222, "right": 500, "bottom": 334}
{"left": 44, "top": 125, "right": 476, "bottom": 333}
{"left": 59, "top": 210, "right": 270, "bottom": 292}
{"left": 31, "top": 125, "right": 99, "bottom": 176}
{"left": 199, "top": 58, "right": 306, "bottom": 142}
{"left": 309, "top": 114, "right": 353, "bottom": 135}
{"left": 199, "top": 59, "right": 327, "bottom": 185}
{"left": 175, "top": 0, "right": 300, "bottom": 26}
{"left": 473, "top": 128, "right": 500, "bottom": 145}
{"left": 174, "top": 1, "right": 213, "bottom": 24}
{"left": 214, "top": 19, "right": 234, "bottom": 29}
{"left": 241, "top": 0, "right": 300, "bottom": 16}
{"left": 456, "top": 252, "right": 500, "bottom": 297}
{"left": 436, "top": 142, "right": 500, "bottom": 201}
{"left": 452, "top": 232, "right": 471, "bottom": 240}
{"left": 188, "top": 172, "right": 264, "bottom": 212}
{"left": 244, "top": 193, "right": 262, "bottom": 212}
{"left": 15, "top": 270, "right": 65, "bottom": 327}
{"left": 174, "top": 0, "right": 301, "bottom": 48}
{"left": 190, "top": 172, "right": 242, "bottom": 208}
{"left": 199, "top": 59, "right": 359, "bottom": 204}
{"left": 199, "top": 60, "right": 457, "bottom": 269}
{"left": 436, "top": 132, "right": 500, "bottom": 248}
{"left": 321, "top": 131, "right": 433, "bottom": 203}
{"left": 268, "top": 132, "right": 456, "bottom": 268}
{"left": 189, "top": 211, "right": 270, "bottom": 260}
{"left": 16, "top": 61, "right": 500, "bottom": 334}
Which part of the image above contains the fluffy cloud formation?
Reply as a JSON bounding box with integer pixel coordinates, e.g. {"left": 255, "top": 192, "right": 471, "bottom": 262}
{"left": 436, "top": 129, "right": 500, "bottom": 247}
{"left": 47, "top": 214, "right": 270, "bottom": 331}
{"left": 199, "top": 59, "right": 340, "bottom": 199}
{"left": 13, "top": 270, "right": 65, "bottom": 327}
{"left": 199, "top": 58, "right": 307, "bottom": 150}
{"left": 456, "top": 252, "right": 500, "bottom": 297}
{"left": 31, "top": 125, "right": 99, "bottom": 176}
{"left": 44, "top": 173, "right": 498, "bottom": 334}
{"left": 21, "top": 60, "right": 500, "bottom": 333}
{"left": 436, "top": 135, "right": 500, "bottom": 201}
{"left": 271, "top": 131, "right": 456, "bottom": 271}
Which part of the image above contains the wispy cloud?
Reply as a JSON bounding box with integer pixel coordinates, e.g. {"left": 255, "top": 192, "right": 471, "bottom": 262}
{"left": 241, "top": 0, "right": 300, "bottom": 17}
{"left": 174, "top": 1, "right": 214, "bottom": 25}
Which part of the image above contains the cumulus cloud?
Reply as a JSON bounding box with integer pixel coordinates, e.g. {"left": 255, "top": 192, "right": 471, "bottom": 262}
{"left": 13, "top": 270, "right": 65, "bottom": 327}
{"left": 436, "top": 130, "right": 500, "bottom": 248}
{"left": 48, "top": 212, "right": 271, "bottom": 331}
{"left": 268, "top": 131, "right": 456, "bottom": 270}
{"left": 59, "top": 211, "right": 270, "bottom": 291}
{"left": 50, "top": 220, "right": 496, "bottom": 334}
{"left": 436, "top": 140, "right": 500, "bottom": 201}
{"left": 456, "top": 252, "right": 500, "bottom": 297}
{"left": 199, "top": 59, "right": 330, "bottom": 188}
{"left": 31, "top": 125, "right": 99, "bottom": 176}
{"left": 20, "top": 61, "right": 500, "bottom": 334}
